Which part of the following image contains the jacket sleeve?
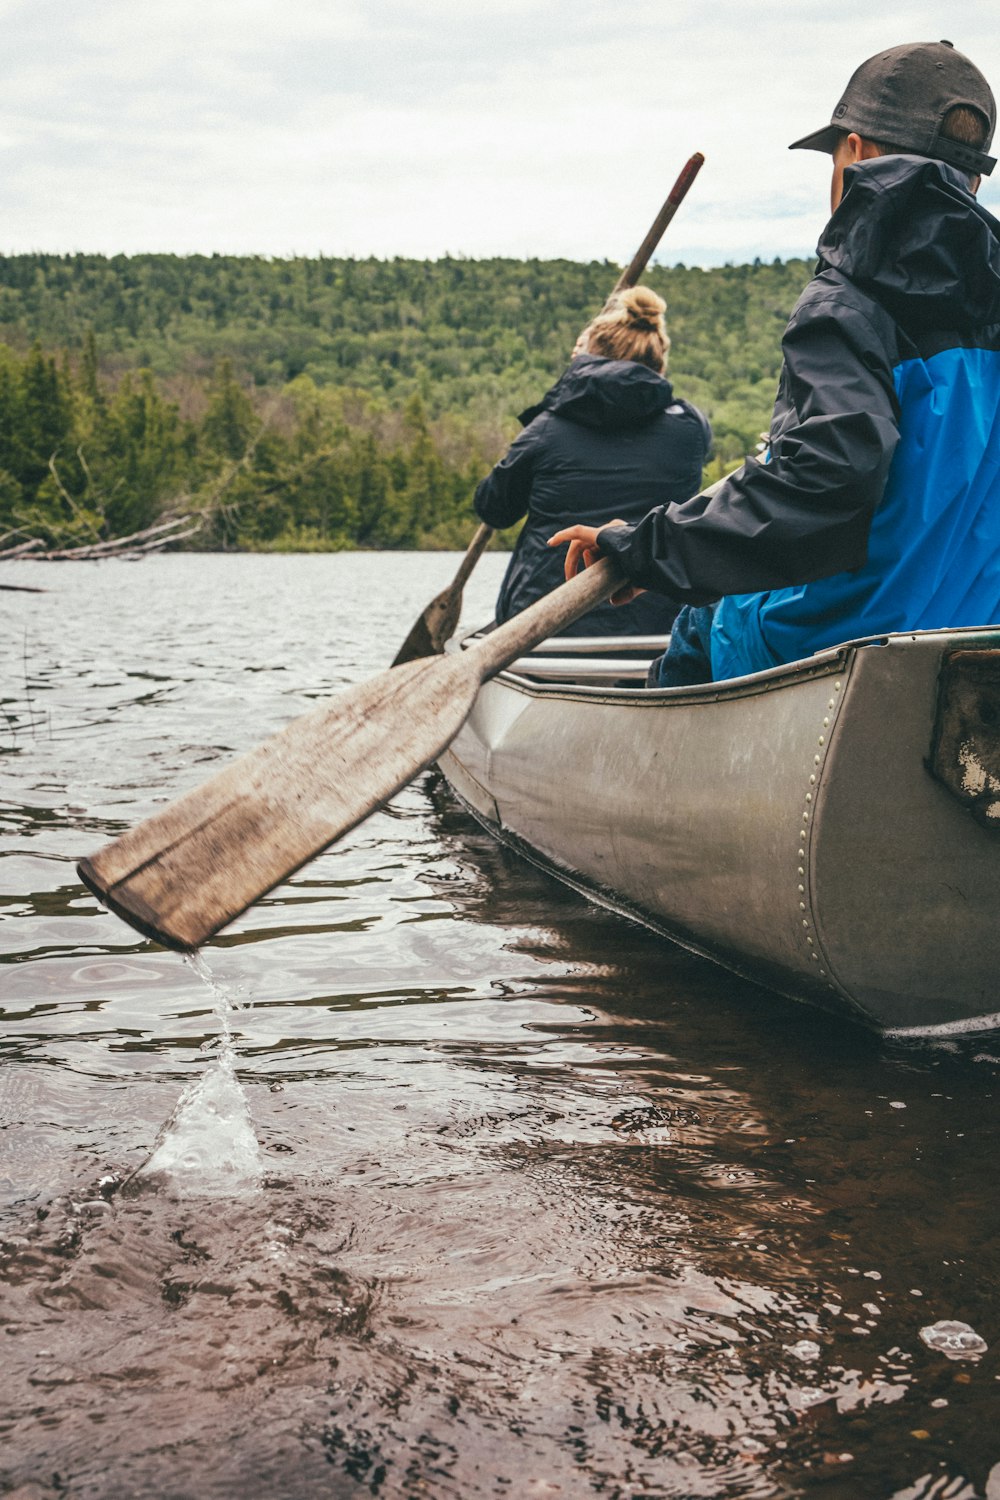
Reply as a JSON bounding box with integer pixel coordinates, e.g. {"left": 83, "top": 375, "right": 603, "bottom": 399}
{"left": 473, "top": 419, "right": 544, "bottom": 529}
{"left": 596, "top": 292, "right": 901, "bottom": 603}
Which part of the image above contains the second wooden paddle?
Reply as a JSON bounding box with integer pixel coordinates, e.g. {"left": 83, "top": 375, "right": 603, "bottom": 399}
{"left": 391, "top": 150, "right": 705, "bottom": 668}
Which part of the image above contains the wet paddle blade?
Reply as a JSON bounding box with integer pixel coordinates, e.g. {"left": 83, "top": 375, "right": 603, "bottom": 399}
{"left": 390, "top": 583, "right": 462, "bottom": 667}
{"left": 78, "top": 652, "right": 482, "bottom": 951}
{"left": 391, "top": 522, "right": 494, "bottom": 667}
{"left": 78, "top": 557, "right": 623, "bottom": 951}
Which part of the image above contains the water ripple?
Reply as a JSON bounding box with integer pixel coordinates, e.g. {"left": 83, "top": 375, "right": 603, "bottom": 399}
{"left": 2, "top": 555, "right": 999, "bottom": 1498}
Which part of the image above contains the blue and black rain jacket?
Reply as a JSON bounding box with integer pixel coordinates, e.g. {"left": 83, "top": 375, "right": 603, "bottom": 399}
{"left": 597, "top": 155, "right": 1000, "bottom": 678}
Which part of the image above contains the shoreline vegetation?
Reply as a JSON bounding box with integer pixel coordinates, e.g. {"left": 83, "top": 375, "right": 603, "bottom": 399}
{"left": 0, "top": 252, "right": 811, "bottom": 557}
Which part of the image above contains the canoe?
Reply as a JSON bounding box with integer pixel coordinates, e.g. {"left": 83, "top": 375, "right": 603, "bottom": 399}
{"left": 438, "top": 625, "right": 1000, "bottom": 1034}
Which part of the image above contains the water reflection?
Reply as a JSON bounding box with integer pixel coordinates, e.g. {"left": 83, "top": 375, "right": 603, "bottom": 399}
{"left": 1, "top": 555, "right": 999, "bottom": 1498}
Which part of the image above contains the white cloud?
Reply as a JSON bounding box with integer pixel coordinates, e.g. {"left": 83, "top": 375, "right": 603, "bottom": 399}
{"left": 0, "top": 0, "right": 998, "bottom": 261}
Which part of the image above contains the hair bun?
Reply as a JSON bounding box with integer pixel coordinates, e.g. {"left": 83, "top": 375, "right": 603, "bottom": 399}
{"left": 620, "top": 286, "right": 667, "bottom": 325}
{"left": 581, "top": 283, "right": 670, "bottom": 373}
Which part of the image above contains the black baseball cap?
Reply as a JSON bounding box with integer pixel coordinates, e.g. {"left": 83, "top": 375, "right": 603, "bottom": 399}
{"left": 789, "top": 39, "right": 997, "bottom": 177}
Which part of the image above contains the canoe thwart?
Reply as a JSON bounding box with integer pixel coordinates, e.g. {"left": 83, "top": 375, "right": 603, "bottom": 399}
{"left": 506, "top": 657, "right": 651, "bottom": 684}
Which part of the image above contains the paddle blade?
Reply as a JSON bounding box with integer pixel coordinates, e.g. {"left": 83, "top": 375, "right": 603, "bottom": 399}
{"left": 392, "top": 523, "right": 494, "bottom": 666}
{"left": 77, "top": 652, "right": 481, "bottom": 951}
{"left": 390, "top": 584, "right": 461, "bottom": 667}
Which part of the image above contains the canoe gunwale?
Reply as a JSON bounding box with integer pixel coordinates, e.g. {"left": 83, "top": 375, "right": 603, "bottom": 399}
{"left": 496, "top": 645, "right": 851, "bottom": 706}
{"left": 455, "top": 620, "right": 1000, "bottom": 708}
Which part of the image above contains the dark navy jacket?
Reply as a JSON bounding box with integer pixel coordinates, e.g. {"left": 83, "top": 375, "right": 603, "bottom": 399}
{"left": 474, "top": 353, "right": 711, "bottom": 636}
{"left": 597, "top": 156, "right": 1000, "bottom": 677}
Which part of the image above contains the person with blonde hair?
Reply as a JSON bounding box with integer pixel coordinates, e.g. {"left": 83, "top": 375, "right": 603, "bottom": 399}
{"left": 473, "top": 285, "right": 710, "bottom": 636}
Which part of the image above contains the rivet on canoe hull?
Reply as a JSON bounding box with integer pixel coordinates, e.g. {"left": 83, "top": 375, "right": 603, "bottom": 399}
{"left": 795, "top": 677, "right": 846, "bottom": 993}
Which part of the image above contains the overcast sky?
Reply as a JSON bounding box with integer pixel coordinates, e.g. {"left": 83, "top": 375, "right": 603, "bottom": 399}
{"left": 2, "top": 1, "right": 1000, "bottom": 267}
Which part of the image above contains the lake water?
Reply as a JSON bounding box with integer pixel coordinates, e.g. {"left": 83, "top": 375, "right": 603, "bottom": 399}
{"left": 2, "top": 552, "right": 1000, "bottom": 1500}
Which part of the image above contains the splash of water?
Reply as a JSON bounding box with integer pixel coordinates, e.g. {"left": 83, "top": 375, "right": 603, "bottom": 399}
{"left": 129, "top": 952, "right": 263, "bottom": 1198}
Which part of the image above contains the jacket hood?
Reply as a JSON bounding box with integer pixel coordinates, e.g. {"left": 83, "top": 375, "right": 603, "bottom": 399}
{"left": 519, "top": 353, "right": 675, "bottom": 430}
{"left": 818, "top": 154, "right": 1000, "bottom": 332}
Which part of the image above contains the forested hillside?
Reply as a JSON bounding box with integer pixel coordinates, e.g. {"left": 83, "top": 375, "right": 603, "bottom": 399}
{"left": 0, "top": 253, "right": 811, "bottom": 551}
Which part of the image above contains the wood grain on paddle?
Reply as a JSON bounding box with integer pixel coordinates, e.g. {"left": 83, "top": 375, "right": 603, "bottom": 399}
{"left": 78, "top": 557, "right": 623, "bottom": 950}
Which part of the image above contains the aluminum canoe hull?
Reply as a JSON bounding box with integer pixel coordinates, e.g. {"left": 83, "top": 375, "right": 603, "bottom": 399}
{"left": 438, "top": 628, "right": 1000, "bottom": 1033}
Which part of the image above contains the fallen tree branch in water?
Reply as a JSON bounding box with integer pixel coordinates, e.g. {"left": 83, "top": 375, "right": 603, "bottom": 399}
{"left": 0, "top": 537, "right": 45, "bottom": 558}
{"left": 0, "top": 514, "right": 201, "bottom": 561}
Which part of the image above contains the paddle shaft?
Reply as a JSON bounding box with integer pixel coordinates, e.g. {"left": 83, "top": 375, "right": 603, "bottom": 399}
{"left": 397, "top": 151, "right": 706, "bottom": 662}
{"left": 469, "top": 556, "right": 621, "bottom": 675}
{"left": 612, "top": 152, "right": 705, "bottom": 294}
{"left": 449, "top": 520, "right": 493, "bottom": 594}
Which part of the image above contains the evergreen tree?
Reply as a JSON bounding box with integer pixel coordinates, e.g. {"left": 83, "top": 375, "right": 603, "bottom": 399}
{"left": 202, "top": 358, "right": 256, "bottom": 461}
{"left": 96, "top": 371, "right": 185, "bottom": 534}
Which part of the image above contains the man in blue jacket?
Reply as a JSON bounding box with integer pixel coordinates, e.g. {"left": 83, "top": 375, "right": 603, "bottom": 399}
{"left": 551, "top": 40, "right": 1000, "bottom": 685}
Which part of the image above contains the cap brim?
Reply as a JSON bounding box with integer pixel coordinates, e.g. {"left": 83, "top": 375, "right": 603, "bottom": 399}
{"left": 788, "top": 125, "right": 843, "bottom": 155}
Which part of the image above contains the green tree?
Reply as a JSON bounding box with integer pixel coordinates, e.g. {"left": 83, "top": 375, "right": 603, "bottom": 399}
{"left": 94, "top": 370, "right": 186, "bottom": 534}
{"left": 202, "top": 358, "right": 256, "bottom": 461}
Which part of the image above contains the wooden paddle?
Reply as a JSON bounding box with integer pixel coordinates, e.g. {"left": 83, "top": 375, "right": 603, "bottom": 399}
{"left": 390, "top": 151, "right": 705, "bottom": 669}
{"left": 77, "top": 555, "right": 625, "bottom": 951}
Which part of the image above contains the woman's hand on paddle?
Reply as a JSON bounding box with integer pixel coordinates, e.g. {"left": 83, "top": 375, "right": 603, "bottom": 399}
{"left": 548, "top": 521, "right": 645, "bottom": 605}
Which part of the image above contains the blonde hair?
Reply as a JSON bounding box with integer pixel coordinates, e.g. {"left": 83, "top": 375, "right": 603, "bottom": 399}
{"left": 582, "top": 286, "right": 670, "bottom": 373}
